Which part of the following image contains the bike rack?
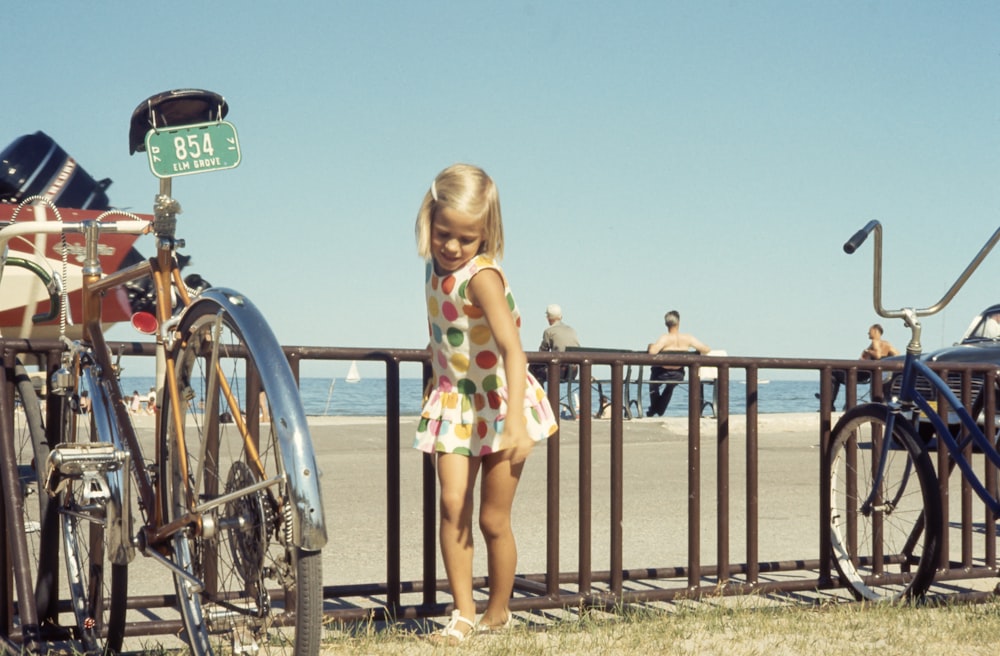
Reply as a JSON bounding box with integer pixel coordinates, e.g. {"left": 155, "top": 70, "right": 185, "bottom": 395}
{"left": 2, "top": 339, "right": 999, "bottom": 651}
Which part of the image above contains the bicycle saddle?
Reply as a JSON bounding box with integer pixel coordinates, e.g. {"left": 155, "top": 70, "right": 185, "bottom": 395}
{"left": 128, "top": 89, "right": 229, "bottom": 154}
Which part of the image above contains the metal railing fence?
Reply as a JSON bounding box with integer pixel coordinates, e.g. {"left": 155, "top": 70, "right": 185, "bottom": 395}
{"left": 1, "top": 339, "right": 998, "bottom": 641}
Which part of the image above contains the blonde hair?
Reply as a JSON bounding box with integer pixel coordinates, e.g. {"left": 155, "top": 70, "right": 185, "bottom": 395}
{"left": 415, "top": 163, "right": 504, "bottom": 260}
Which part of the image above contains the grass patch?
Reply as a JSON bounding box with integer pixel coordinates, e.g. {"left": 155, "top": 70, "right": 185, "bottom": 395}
{"left": 319, "top": 597, "right": 1000, "bottom": 655}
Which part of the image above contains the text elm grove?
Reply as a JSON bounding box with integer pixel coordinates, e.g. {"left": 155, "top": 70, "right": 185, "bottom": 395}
{"left": 173, "top": 157, "right": 223, "bottom": 173}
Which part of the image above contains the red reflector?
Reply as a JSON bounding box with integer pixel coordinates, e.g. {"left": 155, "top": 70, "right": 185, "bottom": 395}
{"left": 131, "top": 311, "right": 158, "bottom": 334}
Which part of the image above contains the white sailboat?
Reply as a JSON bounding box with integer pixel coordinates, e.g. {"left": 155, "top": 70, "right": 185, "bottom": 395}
{"left": 346, "top": 361, "right": 361, "bottom": 384}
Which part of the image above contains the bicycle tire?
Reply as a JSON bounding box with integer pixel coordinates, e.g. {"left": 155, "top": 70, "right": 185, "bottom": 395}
{"left": 159, "top": 296, "right": 323, "bottom": 655}
{"left": 828, "top": 403, "right": 941, "bottom": 601}
{"left": 58, "top": 375, "right": 128, "bottom": 655}
{"left": 11, "top": 361, "right": 56, "bottom": 630}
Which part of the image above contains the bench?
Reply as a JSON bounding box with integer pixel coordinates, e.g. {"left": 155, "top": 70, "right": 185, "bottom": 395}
{"left": 632, "top": 351, "right": 725, "bottom": 418}
{"left": 553, "top": 348, "right": 723, "bottom": 420}
{"left": 630, "top": 367, "right": 718, "bottom": 418}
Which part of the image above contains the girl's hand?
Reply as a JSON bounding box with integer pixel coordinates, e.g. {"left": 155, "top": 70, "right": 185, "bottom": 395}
{"left": 500, "top": 415, "right": 535, "bottom": 465}
{"left": 508, "top": 433, "right": 536, "bottom": 465}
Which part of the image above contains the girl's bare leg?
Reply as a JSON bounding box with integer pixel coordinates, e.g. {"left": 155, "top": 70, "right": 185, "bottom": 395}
{"left": 478, "top": 451, "right": 526, "bottom": 627}
{"left": 436, "top": 453, "right": 481, "bottom": 634}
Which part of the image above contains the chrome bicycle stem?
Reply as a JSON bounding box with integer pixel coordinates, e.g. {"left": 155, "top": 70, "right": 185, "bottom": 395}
{"left": 153, "top": 191, "right": 181, "bottom": 243}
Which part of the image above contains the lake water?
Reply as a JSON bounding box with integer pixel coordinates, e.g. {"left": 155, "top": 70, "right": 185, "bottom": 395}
{"left": 120, "top": 377, "right": 828, "bottom": 417}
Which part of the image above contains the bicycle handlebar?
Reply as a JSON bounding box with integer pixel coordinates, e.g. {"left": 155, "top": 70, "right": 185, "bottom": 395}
{"left": 845, "top": 220, "right": 1000, "bottom": 322}
{"left": 0, "top": 214, "right": 150, "bottom": 328}
{"left": 0, "top": 218, "right": 150, "bottom": 250}
{"left": 843, "top": 220, "right": 879, "bottom": 254}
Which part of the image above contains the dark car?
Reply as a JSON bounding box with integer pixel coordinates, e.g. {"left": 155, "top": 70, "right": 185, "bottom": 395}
{"left": 887, "top": 304, "right": 1000, "bottom": 439}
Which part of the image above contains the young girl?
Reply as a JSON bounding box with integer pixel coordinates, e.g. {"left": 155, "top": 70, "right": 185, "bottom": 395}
{"left": 413, "top": 163, "right": 558, "bottom": 644}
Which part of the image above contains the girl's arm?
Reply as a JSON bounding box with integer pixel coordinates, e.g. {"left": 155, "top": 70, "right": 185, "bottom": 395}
{"left": 468, "top": 268, "right": 534, "bottom": 464}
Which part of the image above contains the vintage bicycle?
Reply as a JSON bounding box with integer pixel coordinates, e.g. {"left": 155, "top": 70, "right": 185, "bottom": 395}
{"left": 1, "top": 89, "right": 326, "bottom": 655}
{"left": 828, "top": 220, "right": 1000, "bottom": 601}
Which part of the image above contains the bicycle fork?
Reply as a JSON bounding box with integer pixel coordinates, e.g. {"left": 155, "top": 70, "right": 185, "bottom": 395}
{"left": 861, "top": 404, "right": 915, "bottom": 517}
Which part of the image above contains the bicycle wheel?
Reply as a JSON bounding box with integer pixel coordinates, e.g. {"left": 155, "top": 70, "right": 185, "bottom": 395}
{"left": 58, "top": 374, "right": 128, "bottom": 655}
{"left": 160, "top": 295, "right": 323, "bottom": 655}
{"left": 11, "top": 361, "right": 56, "bottom": 630}
{"left": 828, "top": 403, "right": 941, "bottom": 601}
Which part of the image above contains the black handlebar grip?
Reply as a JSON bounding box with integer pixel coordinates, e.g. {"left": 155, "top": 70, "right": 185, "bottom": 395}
{"left": 843, "top": 220, "right": 880, "bottom": 254}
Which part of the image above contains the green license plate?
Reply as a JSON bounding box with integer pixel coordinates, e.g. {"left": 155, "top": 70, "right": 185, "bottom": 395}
{"left": 145, "top": 121, "right": 241, "bottom": 178}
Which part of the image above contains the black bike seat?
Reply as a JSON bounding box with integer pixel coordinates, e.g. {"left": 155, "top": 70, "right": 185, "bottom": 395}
{"left": 128, "top": 89, "right": 229, "bottom": 154}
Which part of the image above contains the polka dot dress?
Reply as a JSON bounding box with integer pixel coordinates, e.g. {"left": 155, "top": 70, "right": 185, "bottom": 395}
{"left": 415, "top": 256, "right": 558, "bottom": 456}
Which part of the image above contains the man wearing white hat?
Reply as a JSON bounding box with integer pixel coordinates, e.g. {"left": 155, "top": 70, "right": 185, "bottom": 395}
{"left": 530, "top": 304, "right": 581, "bottom": 385}
{"left": 540, "top": 304, "right": 580, "bottom": 354}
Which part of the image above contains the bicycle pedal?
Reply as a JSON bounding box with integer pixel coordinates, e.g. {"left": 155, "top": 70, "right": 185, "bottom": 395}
{"left": 44, "top": 443, "right": 126, "bottom": 495}
{"left": 230, "top": 626, "right": 263, "bottom": 655}
{"left": 47, "top": 442, "right": 124, "bottom": 473}
{"left": 206, "top": 606, "right": 266, "bottom": 651}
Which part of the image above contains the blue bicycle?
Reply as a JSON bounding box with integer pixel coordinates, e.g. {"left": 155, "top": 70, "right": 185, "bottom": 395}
{"left": 828, "top": 220, "right": 1000, "bottom": 601}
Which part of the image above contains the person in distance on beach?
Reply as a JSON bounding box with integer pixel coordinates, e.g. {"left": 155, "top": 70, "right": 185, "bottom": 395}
{"left": 645, "top": 310, "right": 710, "bottom": 417}
{"left": 861, "top": 323, "right": 898, "bottom": 361}
{"left": 129, "top": 390, "right": 142, "bottom": 414}
{"left": 413, "top": 163, "right": 558, "bottom": 644}
{"left": 816, "top": 323, "right": 899, "bottom": 411}
{"left": 529, "top": 303, "right": 580, "bottom": 385}
{"left": 539, "top": 304, "right": 580, "bottom": 354}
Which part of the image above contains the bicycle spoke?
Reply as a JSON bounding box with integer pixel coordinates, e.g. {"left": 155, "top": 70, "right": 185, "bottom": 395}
{"left": 161, "top": 299, "right": 322, "bottom": 655}
{"left": 828, "top": 404, "right": 941, "bottom": 601}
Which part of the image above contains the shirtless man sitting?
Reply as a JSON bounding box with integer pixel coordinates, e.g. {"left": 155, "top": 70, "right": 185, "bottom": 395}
{"left": 861, "top": 323, "right": 899, "bottom": 361}
{"left": 817, "top": 323, "right": 899, "bottom": 411}
{"left": 646, "top": 310, "right": 710, "bottom": 417}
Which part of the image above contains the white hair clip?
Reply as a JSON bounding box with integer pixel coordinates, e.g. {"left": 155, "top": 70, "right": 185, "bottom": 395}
{"left": 430, "top": 180, "right": 438, "bottom": 202}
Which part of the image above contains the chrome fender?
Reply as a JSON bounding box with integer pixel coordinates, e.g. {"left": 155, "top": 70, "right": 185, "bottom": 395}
{"left": 183, "top": 288, "right": 327, "bottom": 551}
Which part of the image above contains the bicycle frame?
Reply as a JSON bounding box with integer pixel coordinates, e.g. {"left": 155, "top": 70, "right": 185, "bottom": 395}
{"left": 105, "top": 220, "right": 323, "bottom": 552}
{"left": 1, "top": 196, "right": 326, "bottom": 555}
{"left": 891, "top": 355, "right": 1000, "bottom": 515}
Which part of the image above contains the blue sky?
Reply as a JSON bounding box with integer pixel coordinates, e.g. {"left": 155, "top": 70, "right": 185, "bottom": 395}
{"left": 5, "top": 2, "right": 1000, "bottom": 379}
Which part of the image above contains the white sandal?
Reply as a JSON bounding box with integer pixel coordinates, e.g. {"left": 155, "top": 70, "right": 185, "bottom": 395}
{"left": 430, "top": 610, "right": 476, "bottom": 645}
{"left": 476, "top": 611, "right": 513, "bottom": 633}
